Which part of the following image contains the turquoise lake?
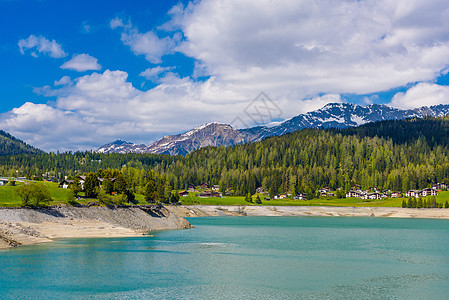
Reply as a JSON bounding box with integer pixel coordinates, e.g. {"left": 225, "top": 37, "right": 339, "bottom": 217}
{"left": 1, "top": 216, "right": 449, "bottom": 299}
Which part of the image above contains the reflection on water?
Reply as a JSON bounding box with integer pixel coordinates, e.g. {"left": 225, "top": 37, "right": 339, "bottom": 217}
{"left": 1, "top": 216, "right": 449, "bottom": 299}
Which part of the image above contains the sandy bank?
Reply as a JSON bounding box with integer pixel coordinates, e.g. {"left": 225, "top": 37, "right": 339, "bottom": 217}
{"left": 0, "top": 206, "right": 191, "bottom": 249}
{"left": 168, "top": 205, "right": 449, "bottom": 219}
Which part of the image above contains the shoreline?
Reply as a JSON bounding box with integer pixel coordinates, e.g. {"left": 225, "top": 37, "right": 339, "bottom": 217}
{"left": 0, "top": 206, "right": 191, "bottom": 249}
{"left": 3, "top": 205, "right": 449, "bottom": 249}
{"left": 167, "top": 205, "right": 449, "bottom": 219}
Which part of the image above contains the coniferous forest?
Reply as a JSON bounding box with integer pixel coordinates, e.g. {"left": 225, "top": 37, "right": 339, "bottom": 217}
{"left": 1, "top": 117, "right": 449, "bottom": 198}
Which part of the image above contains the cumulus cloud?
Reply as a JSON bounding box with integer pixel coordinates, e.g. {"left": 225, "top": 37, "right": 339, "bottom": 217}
{"left": 140, "top": 66, "right": 176, "bottom": 82}
{"left": 112, "top": 17, "right": 180, "bottom": 64}
{"left": 0, "top": 103, "right": 95, "bottom": 151}
{"left": 390, "top": 83, "right": 449, "bottom": 109}
{"left": 110, "top": 17, "right": 130, "bottom": 29}
{"left": 18, "top": 35, "right": 67, "bottom": 58}
{"left": 60, "top": 54, "right": 102, "bottom": 72}
{"left": 172, "top": 0, "right": 449, "bottom": 97}
{"left": 54, "top": 76, "right": 72, "bottom": 86}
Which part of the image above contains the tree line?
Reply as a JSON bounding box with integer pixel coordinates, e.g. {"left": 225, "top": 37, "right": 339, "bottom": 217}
{"left": 3, "top": 117, "right": 449, "bottom": 199}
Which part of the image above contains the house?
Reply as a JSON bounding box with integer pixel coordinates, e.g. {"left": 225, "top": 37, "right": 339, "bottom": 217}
{"left": 0, "top": 178, "right": 9, "bottom": 186}
{"left": 77, "top": 175, "right": 86, "bottom": 189}
{"left": 199, "top": 183, "right": 209, "bottom": 189}
{"left": 98, "top": 178, "right": 116, "bottom": 185}
{"left": 405, "top": 190, "right": 420, "bottom": 198}
{"left": 365, "top": 192, "right": 382, "bottom": 200}
{"left": 351, "top": 184, "right": 361, "bottom": 191}
{"left": 432, "top": 183, "right": 447, "bottom": 191}
{"left": 179, "top": 191, "right": 189, "bottom": 197}
{"left": 390, "top": 192, "right": 401, "bottom": 198}
{"left": 256, "top": 187, "right": 265, "bottom": 194}
{"left": 76, "top": 175, "right": 116, "bottom": 190}
{"left": 59, "top": 179, "right": 74, "bottom": 189}
{"left": 420, "top": 188, "right": 437, "bottom": 197}
{"left": 225, "top": 190, "right": 233, "bottom": 196}
{"left": 318, "top": 188, "right": 329, "bottom": 196}
{"left": 212, "top": 185, "right": 220, "bottom": 191}
{"left": 212, "top": 192, "right": 222, "bottom": 197}
{"left": 294, "top": 193, "right": 307, "bottom": 200}
{"left": 346, "top": 191, "right": 362, "bottom": 198}
{"left": 198, "top": 191, "right": 213, "bottom": 197}
{"left": 264, "top": 197, "right": 271, "bottom": 201}
{"left": 368, "top": 186, "right": 379, "bottom": 193}
{"left": 273, "top": 194, "right": 288, "bottom": 200}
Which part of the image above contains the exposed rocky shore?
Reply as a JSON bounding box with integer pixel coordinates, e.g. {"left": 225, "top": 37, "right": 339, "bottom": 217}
{"left": 167, "top": 205, "right": 449, "bottom": 219}
{"left": 0, "top": 206, "right": 191, "bottom": 249}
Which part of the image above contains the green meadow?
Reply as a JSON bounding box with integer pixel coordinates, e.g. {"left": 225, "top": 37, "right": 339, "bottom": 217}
{"left": 0, "top": 183, "right": 448, "bottom": 208}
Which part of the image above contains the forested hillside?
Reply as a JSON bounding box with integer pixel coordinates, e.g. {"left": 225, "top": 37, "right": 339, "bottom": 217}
{"left": 0, "top": 130, "right": 43, "bottom": 156}
{"left": 338, "top": 116, "right": 449, "bottom": 148}
{"left": 1, "top": 117, "right": 449, "bottom": 198}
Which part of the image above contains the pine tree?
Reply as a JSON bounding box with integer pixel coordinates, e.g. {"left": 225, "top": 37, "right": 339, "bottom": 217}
{"left": 84, "top": 172, "right": 99, "bottom": 198}
{"left": 245, "top": 193, "right": 252, "bottom": 203}
{"left": 417, "top": 198, "right": 423, "bottom": 208}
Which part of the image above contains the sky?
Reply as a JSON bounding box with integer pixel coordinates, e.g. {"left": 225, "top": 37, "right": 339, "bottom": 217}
{"left": 1, "top": 0, "right": 449, "bottom": 152}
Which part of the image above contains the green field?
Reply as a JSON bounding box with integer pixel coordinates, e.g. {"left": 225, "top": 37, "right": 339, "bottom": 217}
{"left": 0, "top": 183, "right": 448, "bottom": 208}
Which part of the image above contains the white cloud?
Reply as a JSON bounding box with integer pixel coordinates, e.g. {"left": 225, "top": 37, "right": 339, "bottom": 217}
{"left": 18, "top": 35, "right": 67, "bottom": 58}
{"left": 0, "top": 103, "right": 95, "bottom": 151}
{"left": 110, "top": 17, "right": 131, "bottom": 29}
{"left": 171, "top": 0, "right": 449, "bottom": 97}
{"left": 81, "top": 21, "right": 91, "bottom": 33}
{"left": 112, "top": 17, "right": 180, "bottom": 64}
{"left": 140, "top": 66, "right": 175, "bottom": 82}
{"left": 390, "top": 83, "right": 449, "bottom": 109}
{"left": 54, "top": 76, "right": 72, "bottom": 86}
{"left": 60, "top": 54, "right": 101, "bottom": 72}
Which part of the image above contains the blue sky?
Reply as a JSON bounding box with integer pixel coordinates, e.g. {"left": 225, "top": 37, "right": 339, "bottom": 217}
{"left": 1, "top": 0, "right": 449, "bottom": 151}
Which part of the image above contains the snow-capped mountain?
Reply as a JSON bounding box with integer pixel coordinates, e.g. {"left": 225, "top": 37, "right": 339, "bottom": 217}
{"left": 96, "top": 103, "right": 449, "bottom": 155}
{"left": 96, "top": 140, "right": 146, "bottom": 154}
{"left": 143, "top": 122, "right": 246, "bottom": 155}
{"left": 240, "top": 103, "right": 449, "bottom": 141}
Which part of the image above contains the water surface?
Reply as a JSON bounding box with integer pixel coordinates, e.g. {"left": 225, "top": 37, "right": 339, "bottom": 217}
{"left": 1, "top": 216, "right": 449, "bottom": 299}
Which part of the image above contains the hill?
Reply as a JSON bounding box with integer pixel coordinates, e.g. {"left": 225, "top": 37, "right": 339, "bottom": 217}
{"left": 0, "top": 130, "right": 43, "bottom": 156}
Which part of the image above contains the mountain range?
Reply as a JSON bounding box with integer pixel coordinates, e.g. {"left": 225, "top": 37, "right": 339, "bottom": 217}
{"left": 97, "top": 102, "right": 449, "bottom": 155}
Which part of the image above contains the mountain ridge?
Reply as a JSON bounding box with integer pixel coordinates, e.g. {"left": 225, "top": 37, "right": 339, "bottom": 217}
{"left": 97, "top": 103, "right": 449, "bottom": 155}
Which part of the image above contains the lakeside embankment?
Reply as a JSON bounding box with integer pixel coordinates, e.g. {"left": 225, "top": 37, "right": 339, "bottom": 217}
{"left": 0, "top": 206, "right": 191, "bottom": 249}
{"left": 167, "top": 205, "right": 449, "bottom": 219}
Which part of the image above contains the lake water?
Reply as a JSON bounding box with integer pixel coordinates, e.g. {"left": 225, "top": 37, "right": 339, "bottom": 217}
{"left": 1, "top": 216, "right": 449, "bottom": 299}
